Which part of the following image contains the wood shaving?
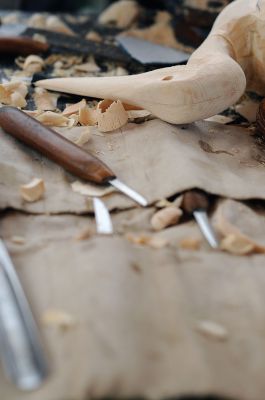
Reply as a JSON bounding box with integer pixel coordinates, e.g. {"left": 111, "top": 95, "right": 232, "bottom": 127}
{"left": 74, "top": 227, "right": 93, "bottom": 241}
{"left": 212, "top": 199, "right": 265, "bottom": 255}
{"left": 79, "top": 104, "right": 97, "bottom": 126}
{"left": 32, "top": 33, "right": 47, "bottom": 44}
{"left": 220, "top": 234, "right": 256, "bottom": 255}
{"left": 22, "top": 55, "right": 44, "bottom": 73}
{"left": 33, "top": 87, "right": 59, "bottom": 111}
{"left": 85, "top": 31, "right": 102, "bottom": 42}
{"left": 27, "top": 13, "right": 47, "bottom": 29}
{"left": 45, "top": 15, "right": 75, "bottom": 35}
{"left": 67, "top": 114, "right": 79, "bottom": 128}
{"left": 196, "top": 320, "right": 228, "bottom": 341}
{"left": 36, "top": 111, "right": 69, "bottom": 126}
{"left": 73, "top": 128, "right": 91, "bottom": 146}
{"left": 71, "top": 180, "right": 114, "bottom": 198}
{"left": 20, "top": 178, "right": 45, "bottom": 202}
{"left": 122, "top": 102, "right": 143, "bottom": 111}
{"left": 0, "top": 81, "right": 28, "bottom": 107}
{"left": 74, "top": 58, "right": 100, "bottom": 73}
{"left": 126, "top": 233, "right": 168, "bottom": 249}
{"left": 62, "top": 99, "right": 87, "bottom": 116}
{"left": 155, "top": 199, "right": 173, "bottom": 208}
{"left": 23, "top": 109, "right": 42, "bottom": 118}
{"left": 1, "top": 12, "right": 20, "bottom": 24}
{"left": 127, "top": 109, "right": 152, "bottom": 122}
{"left": 151, "top": 206, "right": 183, "bottom": 231}
{"left": 179, "top": 237, "right": 201, "bottom": 250}
{"left": 235, "top": 99, "right": 259, "bottom": 123}
{"left": 205, "top": 115, "right": 234, "bottom": 124}
{"left": 10, "top": 236, "right": 26, "bottom": 245}
{"left": 98, "top": 0, "right": 139, "bottom": 29}
{"left": 42, "top": 309, "right": 76, "bottom": 330}
{"left": 96, "top": 99, "right": 128, "bottom": 132}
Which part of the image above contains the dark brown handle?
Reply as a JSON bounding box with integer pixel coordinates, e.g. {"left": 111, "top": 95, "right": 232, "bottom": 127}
{"left": 0, "top": 106, "right": 115, "bottom": 184}
{"left": 0, "top": 37, "right": 49, "bottom": 55}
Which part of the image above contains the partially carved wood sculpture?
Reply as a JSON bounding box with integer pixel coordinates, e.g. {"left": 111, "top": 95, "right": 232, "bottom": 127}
{"left": 36, "top": 0, "right": 264, "bottom": 124}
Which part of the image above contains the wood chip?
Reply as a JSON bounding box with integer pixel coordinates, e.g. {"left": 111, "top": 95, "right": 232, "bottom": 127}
{"left": 127, "top": 109, "right": 152, "bottom": 122}
{"left": 235, "top": 99, "right": 259, "bottom": 123}
{"left": 71, "top": 180, "right": 114, "bottom": 198}
{"left": 36, "top": 111, "right": 69, "bottom": 126}
{"left": 96, "top": 99, "right": 128, "bottom": 132}
{"left": 73, "top": 127, "right": 91, "bottom": 146}
{"left": 33, "top": 33, "right": 47, "bottom": 43}
{"left": 33, "top": 87, "right": 59, "bottom": 111}
{"left": 196, "top": 320, "right": 228, "bottom": 341}
{"left": 42, "top": 309, "right": 76, "bottom": 330}
{"left": 20, "top": 178, "right": 45, "bottom": 202}
{"left": 220, "top": 234, "right": 256, "bottom": 255}
{"left": 79, "top": 104, "right": 97, "bottom": 126}
{"left": 85, "top": 31, "right": 102, "bottom": 42}
{"left": 22, "top": 55, "right": 44, "bottom": 73}
{"left": 98, "top": 0, "right": 139, "bottom": 29}
{"left": 62, "top": 99, "right": 87, "bottom": 116}
{"left": 126, "top": 233, "right": 168, "bottom": 249}
{"left": 10, "top": 236, "right": 26, "bottom": 245}
{"left": 0, "top": 81, "right": 28, "bottom": 107}
{"left": 74, "top": 58, "right": 100, "bottom": 73}
{"left": 179, "top": 237, "right": 201, "bottom": 250}
{"left": 151, "top": 206, "right": 183, "bottom": 231}
{"left": 205, "top": 115, "right": 234, "bottom": 124}
{"left": 45, "top": 15, "right": 75, "bottom": 35}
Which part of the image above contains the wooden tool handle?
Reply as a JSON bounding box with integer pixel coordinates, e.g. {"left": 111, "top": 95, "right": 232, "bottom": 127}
{"left": 0, "top": 37, "right": 49, "bottom": 55}
{"left": 0, "top": 107, "right": 115, "bottom": 184}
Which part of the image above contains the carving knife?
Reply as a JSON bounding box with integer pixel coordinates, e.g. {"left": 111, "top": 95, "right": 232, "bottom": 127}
{"left": 0, "top": 106, "right": 147, "bottom": 206}
{"left": 0, "top": 239, "right": 48, "bottom": 390}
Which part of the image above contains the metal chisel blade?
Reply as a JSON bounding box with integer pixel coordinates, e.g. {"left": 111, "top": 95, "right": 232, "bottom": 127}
{"left": 93, "top": 198, "right": 113, "bottom": 235}
{"left": 109, "top": 178, "right": 148, "bottom": 207}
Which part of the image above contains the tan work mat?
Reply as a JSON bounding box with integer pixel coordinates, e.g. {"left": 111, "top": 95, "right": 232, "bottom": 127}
{"left": 1, "top": 212, "right": 265, "bottom": 400}
{"left": 1, "top": 119, "right": 265, "bottom": 214}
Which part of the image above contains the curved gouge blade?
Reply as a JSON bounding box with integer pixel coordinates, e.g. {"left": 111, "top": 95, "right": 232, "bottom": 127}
{"left": 109, "top": 178, "right": 148, "bottom": 207}
{"left": 193, "top": 211, "right": 219, "bottom": 249}
{"left": 93, "top": 198, "right": 113, "bottom": 235}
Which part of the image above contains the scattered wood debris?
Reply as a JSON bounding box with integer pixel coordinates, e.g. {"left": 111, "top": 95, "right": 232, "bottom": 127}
{"left": 10, "top": 236, "right": 26, "bottom": 245}
{"left": 126, "top": 233, "right": 168, "bottom": 249}
{"left": 179, "top": 237, "right": 201, "bottom": 250}
{"left": 74, "top": 227, "right": 93, "bottom": 241}
{"left": 33, "top": 87, "right": 59, "bottom": 111}
{"left": 213, "top": 199, "right": 265, "bottom": 255}
{"left": 235, "top": 99, "right": 259, "bottom": 123}
{"left": 196, "top": 320, "right": 228, "bottom": 341}
{"left": 22, "top": 55, "right": 44, "bottom": 73}
{"left": 205, "top": 115, "right": 234, "bottom": 124}
{"left": 33, "top": 33, "right": 47, "bottom": 44}
{"left": 79, "top": 103, "right": 97, "bottom": 126}
{"left": 28, "top": 13, "right": 75, "bottom": 35}
{"left": 98, "top": 0, "right": 140, "bottom": 29}
{"left": 42, "top": 309, "right": 77, "bottom": 330}
{"left": 0, "top": 81, "right": 28, "bottom": 108}
{"left": 74, "top": 57, "right": 100, "bottom": 73}
{"left": 20, "top": 178, "right": 45, "bottom": 202}
{"left": 71, "top": 180, "right": 114, "bottom": 197}
{"left": 127, "top": 109, "right": 152, "bottom": 122}
{"left": 36, "top": 111, "right": 69, "bottom": 126}
{"left": 151, "top": 206, "right": 183, "bottom": 231}
{"left": 73, "top": 127, "right": 91, "bottom": 146}
{"left": 96, "top": 99, "right": 128, "bottom": 132}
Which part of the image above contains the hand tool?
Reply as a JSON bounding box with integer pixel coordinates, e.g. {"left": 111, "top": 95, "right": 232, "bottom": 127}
{"left": 0, "top": 239, "right": 48, "bottom": 390}
{"left": 182, "top": 189, "right": 219, "bottom": 249}
{"left": 0, "top": 106, "right": 147, "bottom": 206}
{"left": 93, "top": 198, "right": 113, "bottom": 235}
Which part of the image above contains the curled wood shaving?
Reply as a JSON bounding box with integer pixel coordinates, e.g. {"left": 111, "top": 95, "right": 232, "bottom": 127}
{"left": 62, "top": 99, "right": 87, "bottom": 116}
{"left": 74, "top": 58, "right": 100, "bottom": 73}
{"left": 71, "top": 180, "right": 114, "bottom": 198}
{"left": 126, "top": 233, "right": 168, "bottom": 249}
{"left": 33, "top": 87, "right": 59, "bottom": 111}
{"left": 96, "top": 99, "right": 128, "bottom": 132}
{"left": 36, "top": 111, "right": 69, "bottom": 126}
{"left": 98, "top": 0, "right": 139, "bottom": 28}
{"left": 67, "top": 114, "right": 79, "bottom": 128}
{"left": 179, "top": 237, "right": 201, "bottom": 250}
{"left": 0, "top": 81, "right": 28, "bottom": 107}
{"left": 85, "top": 31, "right": 102, "bottom": 42}
{"left": 22, "top": 55, "right": 44, "bottom": 73}
{"left": 42, "top": 309, "right": 76, "bottom": 330}
{"left": 79, "top": 104, "right": 97, "bottom": 126}
{"left": 151, "top": 206, "right": 183, "bottom": 231}
{"left": 196, "top": 320, "right": 228, "bottom": 341}
{"left": 73, "top": 128, "right": 91, "bottom": 146}
{"left": 20, "top": 178, "right": 45, "bottom": 202}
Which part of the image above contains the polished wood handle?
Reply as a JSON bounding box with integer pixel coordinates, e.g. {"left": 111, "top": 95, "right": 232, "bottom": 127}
{"left": 0, "top": 107, "right": 115, "bottom": 184}
{"left": 0, "top": 37, "right": 49, "bottom": 55}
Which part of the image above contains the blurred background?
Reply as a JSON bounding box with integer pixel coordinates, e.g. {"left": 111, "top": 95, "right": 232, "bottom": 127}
{"left": 0, "top": 0, "right": 109, "bottom": 12}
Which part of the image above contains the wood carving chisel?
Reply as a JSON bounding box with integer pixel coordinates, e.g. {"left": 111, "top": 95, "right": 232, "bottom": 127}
{"left": 0, "top": 106, "right": 147, "bottom": 206}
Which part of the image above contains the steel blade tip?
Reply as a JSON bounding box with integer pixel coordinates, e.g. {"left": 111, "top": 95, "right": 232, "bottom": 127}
{"left": 109, "top": 178, "right": 148, "bottom": 207}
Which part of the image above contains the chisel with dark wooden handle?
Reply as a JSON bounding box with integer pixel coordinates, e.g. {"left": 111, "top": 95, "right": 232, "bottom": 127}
{"left": 0, "top": 106, "right": 147, "bottom": 206}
